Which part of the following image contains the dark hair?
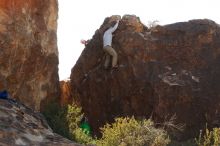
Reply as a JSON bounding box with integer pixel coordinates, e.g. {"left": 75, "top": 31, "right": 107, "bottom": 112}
{"left": 103, "top": 21, "right": 115, "bottom": 32}
{"left": 110, "top": 21, "right": 115, "bottom": 26}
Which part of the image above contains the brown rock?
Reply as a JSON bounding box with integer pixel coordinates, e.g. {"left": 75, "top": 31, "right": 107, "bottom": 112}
{"left": 59, "top": 80, "right": 73, "bottom": 106}
{"left": 70, "top": 15, "right": 220, "bottom": 139}
{"left": 0, "top": 0, "right": 60, "bottom": 111}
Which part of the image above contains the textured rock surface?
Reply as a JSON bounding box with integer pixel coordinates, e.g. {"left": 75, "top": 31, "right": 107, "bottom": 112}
{"left": 70, "top": 15, "right": 220, "bottom": 139}
{"left": 0, "top": 0, "right": 60, "bottom": 111}
{"left": 60, "top": 80, "right": 73, "bottom": 106}
{"left": 0, "top": 99, "right": 81, "bottom": 146}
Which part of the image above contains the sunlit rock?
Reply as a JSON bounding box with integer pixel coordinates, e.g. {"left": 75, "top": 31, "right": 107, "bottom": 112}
{"left": 0, "top": 0, "right": 60, "bottom": 111}
{"left": 71, "top": 15, "right": 220, "bottom": 139}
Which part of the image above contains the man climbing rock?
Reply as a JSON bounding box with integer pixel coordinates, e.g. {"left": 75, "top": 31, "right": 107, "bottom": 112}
{"left": 103, "top": 19, "right": 120, "bottom": 69}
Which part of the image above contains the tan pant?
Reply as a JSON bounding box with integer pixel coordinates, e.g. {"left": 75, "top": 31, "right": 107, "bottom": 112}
{"left": 103, "top": 45, "right": 118, "bottom": 68}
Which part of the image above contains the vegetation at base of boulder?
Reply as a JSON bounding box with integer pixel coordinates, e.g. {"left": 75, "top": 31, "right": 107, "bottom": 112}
{"left": 42, "top": 102, "right": 70, "bottom": 138}
{"left": 96, "top": 117, "right": 170, "bottom": 146}
{"left": 73, "top": 128, "right": 96, "bottom": 145}
{"left": 168, "top": 139, "right": 197, "bottom": 146}
{"left": 66, "top": 104, "right": 96, "bottom": 145}
{"left": 195, "top": 127, "right": 220, "bottom": 146}
{"left": 42, "top": 102, "right": 220, "bottom": 146}
{"left": 43, "top": 102, "right": 172, "bottom": 146}
{"left": 42, "top": 102, "right": 95, "bottom": 145}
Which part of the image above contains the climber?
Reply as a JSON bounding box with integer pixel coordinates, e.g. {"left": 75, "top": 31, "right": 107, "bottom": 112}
{"left": 79, "top": 116, "right": 91, "bottom": 135}
{"left": 103, "top": 19, "right": 120, "bottom": 69}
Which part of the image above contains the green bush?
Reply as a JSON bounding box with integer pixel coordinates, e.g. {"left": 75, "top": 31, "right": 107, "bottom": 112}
{"left": 96, "top": 117, "right": 170, "bottom": 146}
{"left": 42, "top": 102, "right": 70, "bottom": 138}
{"left": 66, "top": 104, "right": 84, "bottom": 134}
{"left": 43, "top": 102, "right": 96, "bottom": 145}
{"left": 66, "top": 104, "right": 96, "bottom": 145}
{"left": 73, "top": 128, "right": 97, "bottom": 145}
{"left": 196, "top": 127, "right": 220, "bottom": 146}
{"left": 43, "top": 103, "right": 171, "bottom": 146}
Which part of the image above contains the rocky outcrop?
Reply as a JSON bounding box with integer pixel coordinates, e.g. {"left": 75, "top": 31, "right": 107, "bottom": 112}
{"left": 0, "top": 99, "right": 81, "bottom": 146}
{"left": 60, "top": 80, "right": 73, "bottom": 106}
{"left": 70, "top": 15, "right": 220, "bottom": 139}
{"left": 0, "top": 0, "right": 60, "bottom": 111}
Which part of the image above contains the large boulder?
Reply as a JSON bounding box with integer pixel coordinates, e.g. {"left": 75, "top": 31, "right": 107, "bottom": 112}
{"left": 70, "top": 15, "right": 220, "bottom": 139}
{"left": 59, "top": 80, "right": 73, "bottom": 106}
{"left": 0, "top": 0, "right": 60, "bottom": 111}
{"left": 0, "top": 99, "right": 81, "bottom": 146}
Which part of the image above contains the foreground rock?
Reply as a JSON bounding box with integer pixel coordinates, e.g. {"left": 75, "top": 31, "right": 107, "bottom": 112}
{"left": 0, "top": 0, "right": 60, "bottom": 111}
{"left": 0, "top": 99, "right": 81, "bottom": 146}
{"left": 70, "top": 15, "right": 220, "bottom": 139}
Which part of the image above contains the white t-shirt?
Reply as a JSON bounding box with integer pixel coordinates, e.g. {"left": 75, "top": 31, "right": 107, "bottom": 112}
{"left": 103, "top": 21, "right": 119, "bottom": 47}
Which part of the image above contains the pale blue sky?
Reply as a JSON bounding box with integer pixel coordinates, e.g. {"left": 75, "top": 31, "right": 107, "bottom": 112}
{"left": 58, "top": 0, "right": 220, "bottom": 80}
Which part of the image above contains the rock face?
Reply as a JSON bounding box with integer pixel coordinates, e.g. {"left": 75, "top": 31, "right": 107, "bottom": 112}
{"left": 60, "top": 80, "right": 73, "bottom": 106}
{"left": 70, "top": 15, "right": 220, "bottom": 139}
{"left": 0, "top": 0, "right": 60, "bottom": 111}
{"left": 0, "top": 99, "right": 81, "bottom": 146}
